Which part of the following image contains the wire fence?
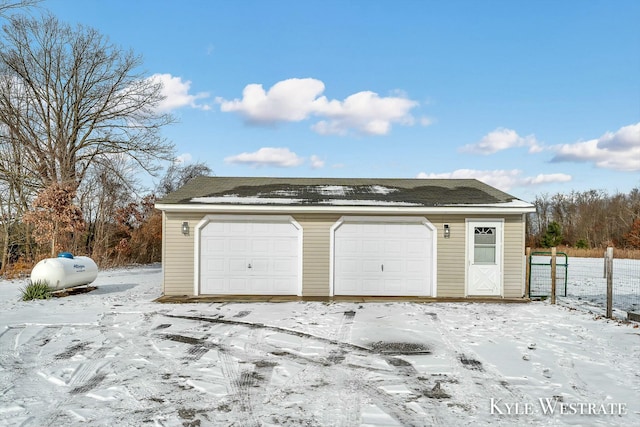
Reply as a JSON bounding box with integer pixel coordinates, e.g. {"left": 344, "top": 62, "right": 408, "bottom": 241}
{"left": 611, "top": 258, "right": 640, "bottom": 314}
{"left": 528, "top": 248, "right": 640, "bottom": 319}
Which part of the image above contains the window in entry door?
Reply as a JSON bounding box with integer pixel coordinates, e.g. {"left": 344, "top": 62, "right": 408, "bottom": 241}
{"left": 474, "top": 227, "right": 496, "bottom": 264}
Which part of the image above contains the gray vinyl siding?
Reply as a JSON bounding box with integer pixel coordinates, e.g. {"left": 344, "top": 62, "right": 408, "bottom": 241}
{"left": 162, "top": 212, "right": 198, "bottom": 296}
{"left": 503, "top": 215, "right": 526, "bottom": 298}
{"left": 161, "top": 211, "right": 527, "bottom": 298}
{"left": 294, "top": 214, "right": 341, "bottom": 296}
{"left": 433, "top": 215, "right": 466, "bottom": 298}
{"left": 435, "top": 214, "right": 526, "bottom": 298}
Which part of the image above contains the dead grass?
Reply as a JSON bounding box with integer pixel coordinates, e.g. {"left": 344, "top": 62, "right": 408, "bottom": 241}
{"left": 530, "top": 246, "right": 640, "bottom": 259}
{"left": 1, "top": 257, "right": 34, "bottom": 280}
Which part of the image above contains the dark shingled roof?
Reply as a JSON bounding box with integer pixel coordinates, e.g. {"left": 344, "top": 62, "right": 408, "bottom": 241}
{"left": 157, "top": 177, "right": 524, "bottom": 207}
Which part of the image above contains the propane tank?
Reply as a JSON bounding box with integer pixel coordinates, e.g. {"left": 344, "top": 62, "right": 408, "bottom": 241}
{"left": 30, "top": 253, "right": 98, "bottom": 290}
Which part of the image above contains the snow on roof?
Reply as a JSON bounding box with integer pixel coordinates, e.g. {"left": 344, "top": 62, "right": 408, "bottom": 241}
{"left": 191, "top": 196, "right": 305, "bottom": 205}
{"left": 443, "top": 199, "right": 536, "bottom": 208}
{"left": 370, "top": 185, "right": 399, "bottom": 195}
{"left": 316, "top": 185, "right": 352, "bottom": 196}
{"left": 318, "top": 199, "right": 421, "bottom": 206}
{"left": 190, "top": 185, "right": 415, "bottom": 206}
{"left": 159, "top": 177, "right": 535, "bottom": 210}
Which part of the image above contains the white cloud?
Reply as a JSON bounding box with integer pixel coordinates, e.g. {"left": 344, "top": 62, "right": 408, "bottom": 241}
{"left": 416, "top": 169, "right": 572, "bottom": 192}
{"left": 460, "top": 128, "right": 542, "bottom": 155}
{"left": 419, "top": 116, "right": 435, "bottom": 127}
{"left": 551, "top": 122, "right": 640, "bottom": 171}
{"left": 224, "top": 147, "right": 304, "bottom": 168}
{"left": 216, "top": 78, "right": 419, "bottom": 136}
{"left": 310, "top": 155, "right": 325, "bottom": 169}
{"left": 521, "top": 173, "right": 572, "bottom": 185}
{"left": 218, "top": 78, "right": 326, "bottom": 123}
{"left": 150, "top": 73, "right": 210, "bottom": 112}
{"left": 174, "top": 153, "right": 192, "bottom": 164}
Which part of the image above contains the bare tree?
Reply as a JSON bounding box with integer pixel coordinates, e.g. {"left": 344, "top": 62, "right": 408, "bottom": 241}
{"left": 0, "top": 0, "right": 42, "bottom": 270}
{"left": 157, "top": 161, "right": 212, "bottom": 196}
{"left": 0, "top": 14, "right": 174, "bottom": 190}
{"left": 77, "top": 155, "right": 140, "bottom": 262}
{"left": 0, "top": 0, "right": 40, "bottom": 17}
{"left": 0, "top": 126, "right": 36, "bottom": 268}
{"left": 527, "top": 187, "right": 640, "bottom": 249}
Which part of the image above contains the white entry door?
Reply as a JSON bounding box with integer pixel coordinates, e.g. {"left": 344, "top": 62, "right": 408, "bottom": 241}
{"left": 199, "top": 217, "right": 300, "bottom": 295}
{"left": 466, "top": 219, "right": 503, "bottom": 296}
{"left": 333, "top": 219, "right": 435, "bottom": 296}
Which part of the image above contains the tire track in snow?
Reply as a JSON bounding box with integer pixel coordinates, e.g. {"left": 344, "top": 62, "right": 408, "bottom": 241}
{"left": 354, "top": 376, "right": 430, "bottom": 427}
{"left": 422, "top": 306, "right": 535, "bottom": 425}
{"left": 337, "top": 309, "right": 356, "bottom": 342}
{"left": 219, "top": 348, "right": 261, "bottom": 427}
{"left": 166, "top": 311, "right": 455, "bottom": 426}
{"left": 325, "top": 310, "right": 356, "bottom": 365}
{"left": 95, "top": 311, "right": 176, "bottom": 415}
{"left": 315, "top": 309, "right": 360, "bottom": 426}
{"left": 163, "top": 313, "right": 373, "bottom": 353}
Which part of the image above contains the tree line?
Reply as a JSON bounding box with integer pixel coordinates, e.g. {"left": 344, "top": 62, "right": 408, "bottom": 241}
{"left": 0, "top": 1, "right": 213, "bottom": 274}
{"left": 526, "top": 188, "right": 640, "bottom": 250}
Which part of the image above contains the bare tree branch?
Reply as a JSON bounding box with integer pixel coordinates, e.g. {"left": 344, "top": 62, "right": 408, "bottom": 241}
{"left": 0, "top": 0, "right": 40, "bottom": 17}
{"left": 0, "top": 14, "right": 175, "bottom": 190}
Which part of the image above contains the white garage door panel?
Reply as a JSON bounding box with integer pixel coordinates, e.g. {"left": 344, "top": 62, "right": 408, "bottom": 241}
{"left": 230, "top": 278, "right": 248, "bottom": 292}
{"left": 251, "top": 240, "right": 269, "bottom": 252}
{"left": 334, "top": 220, "right": 434, "bottom": 296}
{"left": 206, "top": 238, "right": 225, "bottom": 253}
{"left": 363, "top": 278, "right": 382, "bottom": 292}
{"left": 204, "top": 277, "right": 225, "bottom": 293}
{"left": 200, "top": 219, "right": 300, "bottom": 295}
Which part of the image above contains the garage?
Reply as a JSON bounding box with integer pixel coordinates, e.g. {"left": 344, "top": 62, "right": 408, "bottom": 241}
{"left": 158, "top": 177, "right": 535, "bottom": 299}
{"left": 332, "top": 217, "right": 436, "bottom": 296}
{"left": 197, "top": 215, "right": 301, "bottom": 295}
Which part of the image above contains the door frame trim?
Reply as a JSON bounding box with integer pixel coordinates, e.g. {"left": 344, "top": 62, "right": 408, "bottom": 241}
{"left": 330, "top": 216, "right": 437, "bottom": 297}
{"left": 194, "top": 214, "right": 303, "bottom": 296}
{"left": 465, "top": 218, "right": 504, "bottom": 297}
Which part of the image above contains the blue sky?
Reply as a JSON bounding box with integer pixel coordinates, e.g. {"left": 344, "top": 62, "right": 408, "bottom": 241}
{"left": 44, "top": 0, "right": 639, "bottom": 201}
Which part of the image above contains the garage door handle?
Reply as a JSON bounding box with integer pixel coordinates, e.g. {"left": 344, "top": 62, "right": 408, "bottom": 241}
{"left": 248, "top": 263, "right": 252, "bottom": 269}
{"left": 381, "top": 264, "right": 384, "bottom": 272}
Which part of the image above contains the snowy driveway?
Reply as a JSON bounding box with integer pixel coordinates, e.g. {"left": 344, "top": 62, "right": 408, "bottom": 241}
{"left": 1, "top": 264, "right": 639, "bottom": 426}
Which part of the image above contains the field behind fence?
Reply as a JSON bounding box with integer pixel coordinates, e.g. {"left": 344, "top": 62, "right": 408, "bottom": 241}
{"left": 528, "top": 248, "right": 640, "bottom": 319}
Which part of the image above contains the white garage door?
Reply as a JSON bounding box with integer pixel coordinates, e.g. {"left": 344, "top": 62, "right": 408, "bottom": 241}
{"left": 200, "top": 218, "right": 300, "bottom": 295}
{"left": 334, "top": 220, "right": 434, "bottom": 296}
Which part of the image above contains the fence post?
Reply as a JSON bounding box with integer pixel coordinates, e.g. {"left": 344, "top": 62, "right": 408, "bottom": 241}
{"left": 606, "top": 247, "right": 613, "bottom": 319}
{"left": 525, "top": 247, "right": 531, "bottom": 298}
{"left": 550, "top": 247, "right": 557, "bottom": 305}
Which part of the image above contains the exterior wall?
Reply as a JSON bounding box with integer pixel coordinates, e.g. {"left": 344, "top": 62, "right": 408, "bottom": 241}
{"left": 503, "top": 214, "right": 527, "bottom": 298}
{"left": 432, "top": 215, "right": 466, "bottom": 298}
{"left": 294, "top": 214, "right": 341, "bottom": 296}
{"left": 162, "top": 212, "right": 199, "bottom": 296}
{"left": 161, "top": 211, "right": 527, "bottom": 298}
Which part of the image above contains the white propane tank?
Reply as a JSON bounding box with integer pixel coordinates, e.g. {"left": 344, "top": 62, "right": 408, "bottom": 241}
{"left": 30, "top": 252, "right": 98, "bottom": 290}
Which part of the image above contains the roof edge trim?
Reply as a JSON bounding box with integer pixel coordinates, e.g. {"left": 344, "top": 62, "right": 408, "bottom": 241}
{"left": 155, "top": 203, "right": 536, "bottom": 215}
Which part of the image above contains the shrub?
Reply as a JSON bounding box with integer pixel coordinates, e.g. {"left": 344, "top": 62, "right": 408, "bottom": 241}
{"left": 575, "top": 239, "right": 589, "bottom": 249}
{"left": 542, "top": 221, "right": 563, "bottom": 248}
{"left": 21, "top": 280, "right": 54, "bottom": 301}
{"left": 2, "top": 257, "right": 34, "bottom": 280}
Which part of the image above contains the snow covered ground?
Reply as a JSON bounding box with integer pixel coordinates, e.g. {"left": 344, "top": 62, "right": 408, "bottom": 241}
{"left": 1, "top": 264, "right": 639, "bottom": 426}
{"left": 530, "top": 256, "right": 640, "bottom": 314}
